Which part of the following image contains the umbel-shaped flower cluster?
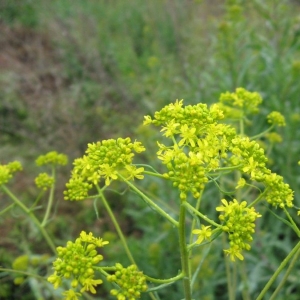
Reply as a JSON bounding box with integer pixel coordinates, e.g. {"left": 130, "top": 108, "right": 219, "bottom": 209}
{"left": 107, "top": 263, "right": 148, "bottom": 300}
{"left": 0, "top": 161, "right": 22, "bottom": 186}
{"left": 48, "top": 231, "right": 109, "bottom": 297}
{"left": 144, "top": 100, "right": 236, "bottom": 200}
{"left": 64, "top": 138, "right": 145, "bottom": 200}
{"left": 35, "top": 151, "right": 68, "bottom": 166}
{"left": 144, "top": 88, "right": 294, "bottom": 209}
{"left": 33, "top": 151, "right": 68, "bottom": 190}
{"left": 218, "top": 87, "right": 263, "bottom": 118}
{"left": 35, "top": 173, "right": 55, "bottom": 190}
{"left": 217, "top": 199, "right": 261, "bottom": 261}
{"left": 143, "top": 88, "right": 294, "bottom": 260}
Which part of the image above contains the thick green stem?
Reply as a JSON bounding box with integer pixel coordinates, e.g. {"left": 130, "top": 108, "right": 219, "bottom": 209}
{"left": 41, "top": 166, "right": 56, "bottom": 227}
{"left": 256, "top": 241, "right": 300, "bottom": 300}
{"left": 1, "top": 185, "right": 56, "bottom": 253}
{"left": 179, "top": 203, "right": 192, "bottom": 300}
{"left": 97, "top": 186, "right": 136, "bottom": 265}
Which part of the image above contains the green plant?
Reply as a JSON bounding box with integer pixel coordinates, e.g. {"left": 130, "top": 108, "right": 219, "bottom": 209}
{"left": 1, "top": 88, "right": 300, "bottom": 299}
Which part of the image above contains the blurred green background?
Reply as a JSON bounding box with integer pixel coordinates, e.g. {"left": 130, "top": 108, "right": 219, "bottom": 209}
{"left": 1, "top": 0, "right": 300, "bottom": 299}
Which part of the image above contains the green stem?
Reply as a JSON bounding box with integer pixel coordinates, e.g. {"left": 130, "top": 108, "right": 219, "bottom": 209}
{"left": 30, "top": 190, "right": 44, "bottom": 210}
{"left": 283, "top": 207, "right": 300, "bottom": 237}
{"left": 178, "top": 202, "right": 192, "bottom": 300}
{"left": 240, "top": 260, "right": 250, "bottom": 300}
{"left": 0, "top": 203, "right": 16, "bottom": 216}
{"left": 189, "top": 192, "right": 203, "bottom": 244}
{"left": 183, "top": 202, "right": 222, "bottom": 228}
{"left": 1, "top": 185, "right": 56, "bottom": 254}
{"left": 41, "top": 166, "right": 56, "bottom": 227}
{"left": 95, "top": 266, "right": 116, "bottom": 272}
{"left": 135, "top": 164, "right": 160, "bottom": 174}
{"left": 189, "top": 192, "right": 203, "bottom": 279}
{"left": 250, "top": 125, "right": 275, "bottom": 140}
{"left": 145, "top": 272, "right": 184, "bottom": 284}
{"left": 223, "top": 234, "right": 235, "bottom": 300}
{"left": 97, "top": 186, "right": 136, "bottom": 265}
{"left": 207, "top": 164, "right": 243, "bottom": 173}
{"left": 269, "top": 244, "right": 300, "bottom": 300}
{"left": 256, "top": 241, "right": 300, "bottom": 300}
{"left": 247, "top": 188, "right": 268, "bottom": 208}
{"left": 191, "top": 244, "right": 211, "bottom": 290}
{"left": 143, "top": 170, "right": 166, "bottom": 179}
{"left": 0, "top": 267, "right": 45, "bottom": 280}
{"left": 240, "top": 118, "right": 244, "bottom": 136}
{"left": 118, "top": 174, "right": 179, "bottom": 227}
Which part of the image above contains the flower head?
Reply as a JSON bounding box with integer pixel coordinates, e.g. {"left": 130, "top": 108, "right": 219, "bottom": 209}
{"left": 144, "top": 99, "right": 235, "bottom": 201}
{"left": 107, "top": 264, "right": 147, "bottom": 300}
{"left": 262, "top": 173, "right": 294, "bottom": 208}
{"left": 267, "top": 111, "right": 286, "bottom": 127}
{"left": 48, "top": 231, "right": 108, "bottom": 295}
{"left": 35, "top": 173, "right": 55, "bottom": 190}
{"left": 0, "top": 161, "right": 22, "bottom": 186}
{"left": 79, "top": 231, "right": 109, "bottom": 247}
{"left": 217, "top": 199, "right": 261, "bottom": 261}
{"left": 36, "top": 151, "right": 68, "bottom": 166}
{"left": 64, "top": 138, "right": 145, "bottom": 200}
{"left": 219, "top": 87, "right": 263, "bottom": 117}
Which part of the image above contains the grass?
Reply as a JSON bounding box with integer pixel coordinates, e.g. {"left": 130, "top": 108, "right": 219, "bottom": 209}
{"left": 1, "top": 0, "right": 300, "bottom": 299}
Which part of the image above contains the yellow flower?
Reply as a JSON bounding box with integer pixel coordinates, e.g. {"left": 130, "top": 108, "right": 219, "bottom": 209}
{"left": 79, "top": 231, "right": 109, "bottom": 247}
{"left": 99, "top": 164, "right": 118, "bottom": 186}
{"left": 216, "top": 199, "right": 232, "bottom": 214}
{"left": 62, "top": 289, "right": 82, "bottom": 300}
{"left": 178, "top": 124, "right": 197, "bottom": 147}
{"left": 192, "top": 225, "right": 212, "bottom": 244}
{"left": 160, "top": 119, "right": 180, "bottom": 137}
{"left": 236, "top": 178, "right": 246, "bottom": 189}
{"left": 224, "top": 246, "right": 244, "bottom": 261}
{"left": 47, "top": 272, "right": 61, "bottom": 289}
{"left": 80, "top": 278, "right": 103, "bottom": 294}
{"left": 124, "top": 165, "right": 144, "bottom": 180}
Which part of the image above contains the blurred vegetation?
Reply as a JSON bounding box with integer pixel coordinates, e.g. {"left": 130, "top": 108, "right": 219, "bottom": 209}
{"left": 1, "top": 0, "right": 300, "bottom": 299}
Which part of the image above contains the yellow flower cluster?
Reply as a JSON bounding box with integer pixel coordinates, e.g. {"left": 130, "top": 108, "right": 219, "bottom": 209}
{"left": 48, "top": 231, "right": 108, "bottom": 298}
{"left": 35, "top": 173, "right": 54, "bottom": 190}
{"left": 144, "top": 100, "right": 236, "bottom": 200}
{"left": 226, "top": 136, "right": 293, "bottom": 208}
{"left": 218, "top": 87, "right": 263, "bottom": 118}
{"left": 107, "top": 263, "right": 147, "bottom": 300}
{"left": 64, "top": 138, "right": 145, "bottom": 201}
{"left": 35, "top": 151, "right": 68, "bottom": 166}
{"left": 217, "top": 199, "right": 261, "bottom": 261}
{"left": 0, "top": 161, "right": 22, "bottom": 185}
{"left": 267, "top": 111, "right": 286, "bottom": 127}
